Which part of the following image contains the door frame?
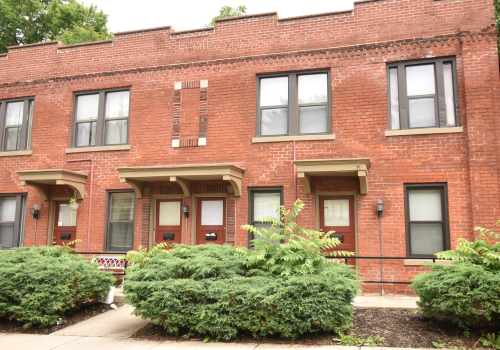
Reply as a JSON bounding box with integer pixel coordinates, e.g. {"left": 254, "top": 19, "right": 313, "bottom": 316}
{"left": 47, "top": 197, "right": 72, "bottom": 246}
{"left": 149, "top": 194, "right": 184, "bottom": 249}
{"left": 191, "top": 193, "right": 227, "bottom": 245}
{"left": 315, "top": 192, "right": 358, "bottom": 258}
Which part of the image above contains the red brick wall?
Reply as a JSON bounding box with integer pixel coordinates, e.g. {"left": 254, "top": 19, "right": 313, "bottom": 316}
{"left": 0, "top": 0, "right": 498, "bottom": 295}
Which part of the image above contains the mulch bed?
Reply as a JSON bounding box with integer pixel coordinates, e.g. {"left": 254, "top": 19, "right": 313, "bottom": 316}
{"left": 133, "top": 308, "right": 499, "bottom": 349}
{"left": 0, "top": 301, "right": 122, "bottom": 335}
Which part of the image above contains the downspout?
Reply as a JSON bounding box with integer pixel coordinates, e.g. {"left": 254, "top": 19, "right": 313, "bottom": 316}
{"left": 67, "top": 158, "right": 94, "bottom": 252}
{"left": 293, "top": 140, "right": 297, "bottom": 201}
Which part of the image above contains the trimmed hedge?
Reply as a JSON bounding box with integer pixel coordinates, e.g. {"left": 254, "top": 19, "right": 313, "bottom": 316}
{"left": 124, "top": 244, "right": 360, "bottom": 340}
{"left": 412, "top": 263, "right": 500, "bottom": 328}
{"left": 0, "top": 247, "right": 114, "bottom": 328}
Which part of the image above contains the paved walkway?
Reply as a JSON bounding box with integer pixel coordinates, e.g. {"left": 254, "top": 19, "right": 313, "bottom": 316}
{"left": 2, "top": 295, "right": 425, "bottom": 350}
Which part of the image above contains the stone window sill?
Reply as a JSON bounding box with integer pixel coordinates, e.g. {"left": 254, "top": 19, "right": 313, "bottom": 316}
{"left": 252, "top": 134, "right": 336, "bottom": 143}
{"left": 0, "top": 150, "right": 33, "bottom": 157}
{"left": 403, "top": 259, "right": 453, "bottom": 266}
{"left": 385, "top": 127, "right": 463, "bottom": 137}
{"left": 65, "top": 145, "right": 131, "bottom": 154}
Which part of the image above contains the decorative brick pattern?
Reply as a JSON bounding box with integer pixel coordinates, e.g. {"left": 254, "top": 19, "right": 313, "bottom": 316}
{"left": 192, "top": 184, "right": 226, "bottom": 194}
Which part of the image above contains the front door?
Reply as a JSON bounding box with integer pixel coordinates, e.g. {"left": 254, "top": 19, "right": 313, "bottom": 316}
{"left": 319, "top": 196, "right": 356, "bottom": 265}
{"left": 53, "top": 201, "right": 77, "bottom": 246}
{"left": 155, "top": 199, "right": 183, "bottom": 246}
{"left": 196, "top": 197, "right": 226, "bottom": 245}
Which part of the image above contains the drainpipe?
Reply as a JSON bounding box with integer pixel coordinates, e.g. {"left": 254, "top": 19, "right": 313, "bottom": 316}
{"left": 293, "top": 140, "right": 297, "bottom": 201}
{"left": 67, "top": 158, "right": 94, "bottom": 252}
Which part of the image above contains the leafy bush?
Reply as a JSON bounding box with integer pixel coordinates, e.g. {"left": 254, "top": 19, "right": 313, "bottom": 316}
{"left": 0, "top": 246, "right": 114, "bottom": 327}
{"left": 436, "top": 225, "right": 500, "bottom": 271}
{"left": 412, "top": 263, "right": 500, "bottom": 328}
{"left": 124, "top": 200, "right": 360, "bottom": 340}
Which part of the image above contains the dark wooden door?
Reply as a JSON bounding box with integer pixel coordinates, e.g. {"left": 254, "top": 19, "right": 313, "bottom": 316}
{"left": 155, "top": 199, "right": 183, "bottom": 246}
{"left": 53, "top": 201, "right": 77, "bottom": 247}
{"left": 319, "top": 195, "right": 356, "bottom": 265}
{"left": 196, "top": 197, "right": 226, "bottom": 245}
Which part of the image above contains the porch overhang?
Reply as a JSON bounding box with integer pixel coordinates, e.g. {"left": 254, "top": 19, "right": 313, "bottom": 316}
{"left": 293, "top": 158, "right": 371, "bottom": 195}
{"left": 116, "top": 163, "right": 245, "bottom": 198}
{"left": 17, "top": 169, "right": 88, "bottom": 200}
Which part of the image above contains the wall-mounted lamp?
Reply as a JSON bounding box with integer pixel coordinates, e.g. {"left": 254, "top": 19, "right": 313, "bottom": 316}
{"left": 182, "top": 203, "right": 189, "bottom": 218}
{"left": 30, "top": 204, "right": 44, "bottom": 219}
{"left": 377, "top": 199, "right": 384, "bottom": 217}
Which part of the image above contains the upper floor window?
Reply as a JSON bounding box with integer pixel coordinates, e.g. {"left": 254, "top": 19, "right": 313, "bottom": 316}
{"left": 256, "top": 71, "right": 331, "bottom": 137}
{"left": 387, "top": 58, "right": 459, "bottom": 130}
{"left": 0, "top": 98, "right": 34, "bottom": 152}
{"left": 72, "top": 89, "right": 130, "bottom": 148}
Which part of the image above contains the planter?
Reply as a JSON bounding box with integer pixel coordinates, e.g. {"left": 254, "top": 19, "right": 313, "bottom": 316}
{"left": 100, "top": 286, "right": 115, "bottom": 304}
{"left": 69, "top": 203, "right": 79, "bottom": 211}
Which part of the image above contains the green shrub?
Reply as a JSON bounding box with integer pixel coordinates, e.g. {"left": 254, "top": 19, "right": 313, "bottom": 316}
{"left": 412, "top": 263, "right": 500, "bottom": 328}
{"left": 124, "top": 244, "right": 359, "bottom": 340}
{"left": 124, "top": 200, "right": 360, "bottom": 340}
{"left": 0, "top": 246, "right": 114, "bottom": 328}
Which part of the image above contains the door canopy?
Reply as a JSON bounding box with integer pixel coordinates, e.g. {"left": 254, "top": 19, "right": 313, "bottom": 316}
{"left": 17, "top": 169, "right": 88, "bottom": 200}
{"left": 293, "top": 158, "right": 370, "bottom": 195}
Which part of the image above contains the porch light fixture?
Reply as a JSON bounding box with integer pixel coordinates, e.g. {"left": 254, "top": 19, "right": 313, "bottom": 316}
{"left": 30, "top": 204, "right": 43, "bottom": 219}
{"left": 182, "top": 203, "right": 189, "bottom": 218}
{"left": 377, "top": 199, "right": 384, "bottom": 217}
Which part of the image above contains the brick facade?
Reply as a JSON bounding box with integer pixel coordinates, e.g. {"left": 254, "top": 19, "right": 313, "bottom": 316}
{"left": 0, "top": 0, "right": 498, "bottom": 295}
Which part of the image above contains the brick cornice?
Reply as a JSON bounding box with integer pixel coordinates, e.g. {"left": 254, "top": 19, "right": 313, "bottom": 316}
{"left": 0, "top": 29, "right": 494, "bottom": 90}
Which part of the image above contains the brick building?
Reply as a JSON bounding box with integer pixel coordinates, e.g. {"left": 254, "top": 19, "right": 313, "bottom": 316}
{"left": 0, "top": 0, "right": 498, "bottom": 294}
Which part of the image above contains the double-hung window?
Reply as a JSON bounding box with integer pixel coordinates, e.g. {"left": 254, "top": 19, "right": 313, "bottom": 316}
{"left": 248, "top": 188, "right": 283, "bottom": 247}
{"left": 404, "top": 184, "right": 450, "bottom": 257}
{"left": 257, "top": 71, "right": 331, "bottom": 137}
{"left": 0, "top": 98, "right": 34, "bottom": 152}
{"left": 0, "top": 194, "right": 27, "bottom": 249}
{"left": 105, "top": 191, "right": 135, "bottom": 251}
{"left": 72, "top": 89, "right": 130, "bottom": 148}
{"left": 387, "top": 58, "right": 459, "bottom": 130}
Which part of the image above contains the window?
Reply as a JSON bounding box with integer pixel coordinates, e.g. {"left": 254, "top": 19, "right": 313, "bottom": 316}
{"left": 105, "top": 191, "right": 135, "bottom": 251}
{"left": 387, "top": 58, "right": 459, "bottom": 130}
{"left": 0, "top": 98, "right": 34, "bottom": 152}
{"left": 72, "top": 89, "right": 130, "bottom": 148}
{"left": 248, "top": 188, "right": 283, "bottom": 247}
{"left": 0, "top": 194, "right": 27, "bottom": 249}
{"left": 404, "top": 184, "right": 450, "bottom": 257}
{"left": 256, "top": 71, "right": 330, "bottom": 137}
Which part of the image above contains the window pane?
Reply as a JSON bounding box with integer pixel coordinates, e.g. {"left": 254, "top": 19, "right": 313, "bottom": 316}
{"left": 109, "top": 222, "right": 134, "bottom": 250}
{"left": 105, "top": 91, "right": 130, "bottom": 119}
{"left": 26, "top": 100, "right": 34, "bottom": 150}
{"left": 324, "top": 199, "right": 350, "bottom": 226}
{"left": 253, "top": 222, "right": 281, "bottom": 244}
{"left": 105, "top": 119, "right": 128, "bottom": 145}
{"left": 409, "top": 189, "right": 442, "bottom": 221}
{"left": 159, "top": 201, "right": 181, "bottom": 226}
{"left": 0, "top": 223, "right": 14, "bottom": 249}
{"left": 298, "top": 74, "right": 327, "bottom": 104}
{"left": 409, "top": 97, "right": 436, "bottom": 128}
{"left": 299, "top": 105, "right": 327, "bottom": 134}
{"left": 76, "top": 94, "right": 99, "bottom": 121}
{"left": 261, "top": 108, "right": 287, "bottom": 136}
{"left": 0, "top": 197, "right": 16, "bottom": 221}
{"left": 58, "top": 204, "right": 77, "bottom": 227}
{"left": 4, "top": 127, "right": 21, "bottom": 151}
{"left": 443, "top": 63, "right": 456, "bottom": 127}
{"left": 410, "top": 223, "right": 444, "bottom": 255}
{"left": 260, "top": 77, "right": 288, "bottom": 107}
{"left": 389, "top": 68, "right": 400, "bottom": 130}
{"left": 76, "top": 122, "right": 96, "bottom": 147}
{"left": 5, "top": 102, "right": 23, "bottom": 126}
{"left": 110, "top": 193, "right": 135, "bottom": 221}
{"left": 254, "top": 192, "right": 280, "bottom": 220}
{"left": 406, "top": 64, "right": 436, "bottom": 96}
{"left": 201, "top": 200, "right": 223, "bottom": 226}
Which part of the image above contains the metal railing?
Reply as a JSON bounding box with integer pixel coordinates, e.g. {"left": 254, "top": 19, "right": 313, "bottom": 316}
{"left": 326, "top": 256, "right": 445, "bottom": 285}
{"left": 72, "top": 252, "right": 128, "bottom": 276}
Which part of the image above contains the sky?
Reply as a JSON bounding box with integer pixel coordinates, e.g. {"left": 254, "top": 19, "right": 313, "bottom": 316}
{"left": 79, "top": 0, "right": 355, "bottom": 33}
